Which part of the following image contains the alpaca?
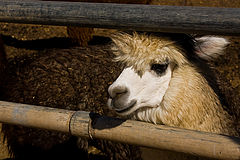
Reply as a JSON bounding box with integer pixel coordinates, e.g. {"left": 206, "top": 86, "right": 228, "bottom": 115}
{"left": 0, "top": 36, "right": 6, "bottom": 86}
{"left": 0, "top": 36, "right": 10, "bottom": 159}
{"left": 107, "top": 32, "right": 239, "bottom": 159}
{"left": 0, "top": 37, "right": 141, "bottom": 159}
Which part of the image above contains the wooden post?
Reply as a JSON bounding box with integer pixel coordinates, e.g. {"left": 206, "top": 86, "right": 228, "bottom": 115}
{"left": 0, "top": 101, "right": 239, "bottom": 159}
{"left": 0, "top": 1, "right": 240, "bottom": 35}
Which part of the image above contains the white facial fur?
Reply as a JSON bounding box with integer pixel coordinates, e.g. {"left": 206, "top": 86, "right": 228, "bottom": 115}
{"left": 108, "top": 65, "right": 172, "bottom": 116}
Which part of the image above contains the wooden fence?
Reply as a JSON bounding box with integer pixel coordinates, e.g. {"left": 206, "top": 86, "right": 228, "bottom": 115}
{"left": 0, "top": 101, "right": 240, "bottom": 159}
{"left": 0, "top": 0, "right": 240, "bottom": 35}
{"left": 0, "top": 1, "right": 240, "bottom": 160}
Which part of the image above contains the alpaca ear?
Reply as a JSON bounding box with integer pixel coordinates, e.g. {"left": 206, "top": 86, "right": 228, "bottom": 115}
{"left": 194, "top": 36, "right": 229, "bottom": 60}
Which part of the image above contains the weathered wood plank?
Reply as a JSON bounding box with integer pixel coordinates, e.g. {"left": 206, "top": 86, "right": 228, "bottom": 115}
{"left": 0, "top": 1, "right": 240, "bottom": 35}
{"left": 0, "top": 100, "right": 239, "bottom": 159}
{"left": 0, "top": 100, "right": 75, "bottom": 133}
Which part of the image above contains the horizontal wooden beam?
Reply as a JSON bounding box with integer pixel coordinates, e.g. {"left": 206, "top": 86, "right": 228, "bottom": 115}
{"left": 0, "top": 1, "right": 240, "bottom": 35}
{"left": 0, "top": 100, "right": 239, "bottom": 159}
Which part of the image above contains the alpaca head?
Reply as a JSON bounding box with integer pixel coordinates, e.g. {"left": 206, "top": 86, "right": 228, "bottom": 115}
{"left": 107, "top": 32, "right": 231, "bottom": 131}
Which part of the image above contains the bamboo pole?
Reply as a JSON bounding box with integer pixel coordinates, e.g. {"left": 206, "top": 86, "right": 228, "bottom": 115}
{"left": 0, "top": 100, "right": 239, "bottom": 159}
{"left": 0, "top": 1, "right": 240, "bottom": 35}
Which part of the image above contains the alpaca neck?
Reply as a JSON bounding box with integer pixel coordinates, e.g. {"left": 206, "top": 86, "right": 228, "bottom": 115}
{"left": 160, "top": 65, "right": 237, "bottom": 136}
{"left": 133, "top": 65, "right": 238, "bottom": 137}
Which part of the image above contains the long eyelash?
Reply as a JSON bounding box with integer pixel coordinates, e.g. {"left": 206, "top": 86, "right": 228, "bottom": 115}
{"left": 151, "top": 63, "right": 168, "bottom": 75}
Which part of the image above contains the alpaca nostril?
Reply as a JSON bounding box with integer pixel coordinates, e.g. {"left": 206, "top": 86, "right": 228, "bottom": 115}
{"left": 109, "top": 85, "right": 128, "bottom": 99}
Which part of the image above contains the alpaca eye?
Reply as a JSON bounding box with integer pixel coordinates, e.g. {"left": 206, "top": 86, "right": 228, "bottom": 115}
{"left": 151, "top": 63, "right": 168, "bottom": 75}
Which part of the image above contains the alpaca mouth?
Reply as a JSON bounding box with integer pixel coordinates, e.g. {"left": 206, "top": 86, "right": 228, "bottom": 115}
{"left": 114, "top": 100, "right": 137, "bottom": 114}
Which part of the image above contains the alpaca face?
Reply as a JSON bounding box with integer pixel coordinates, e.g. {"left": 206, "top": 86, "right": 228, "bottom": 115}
{"left": 107, "top": 32, "right": 229, "bottom": 120}
{"left": 108, "top": 64, "right": 172, "bottom": 116}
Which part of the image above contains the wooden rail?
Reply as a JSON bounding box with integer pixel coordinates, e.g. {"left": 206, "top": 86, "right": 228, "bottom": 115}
{"left": 0, "top": 100, "right": 239, "bottom": 159}
{"left": 0, "top": 1, "right": 240, "bottom": 35}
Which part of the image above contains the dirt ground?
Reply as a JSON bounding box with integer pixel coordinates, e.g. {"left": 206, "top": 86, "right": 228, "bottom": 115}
{"left": 0, "top": 0, "right": 240, "bottom": 159}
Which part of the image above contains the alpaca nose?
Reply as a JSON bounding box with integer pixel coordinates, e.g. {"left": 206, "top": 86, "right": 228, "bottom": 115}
{"left": 108, "top": 85, "right": 128, "bottom": 99}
